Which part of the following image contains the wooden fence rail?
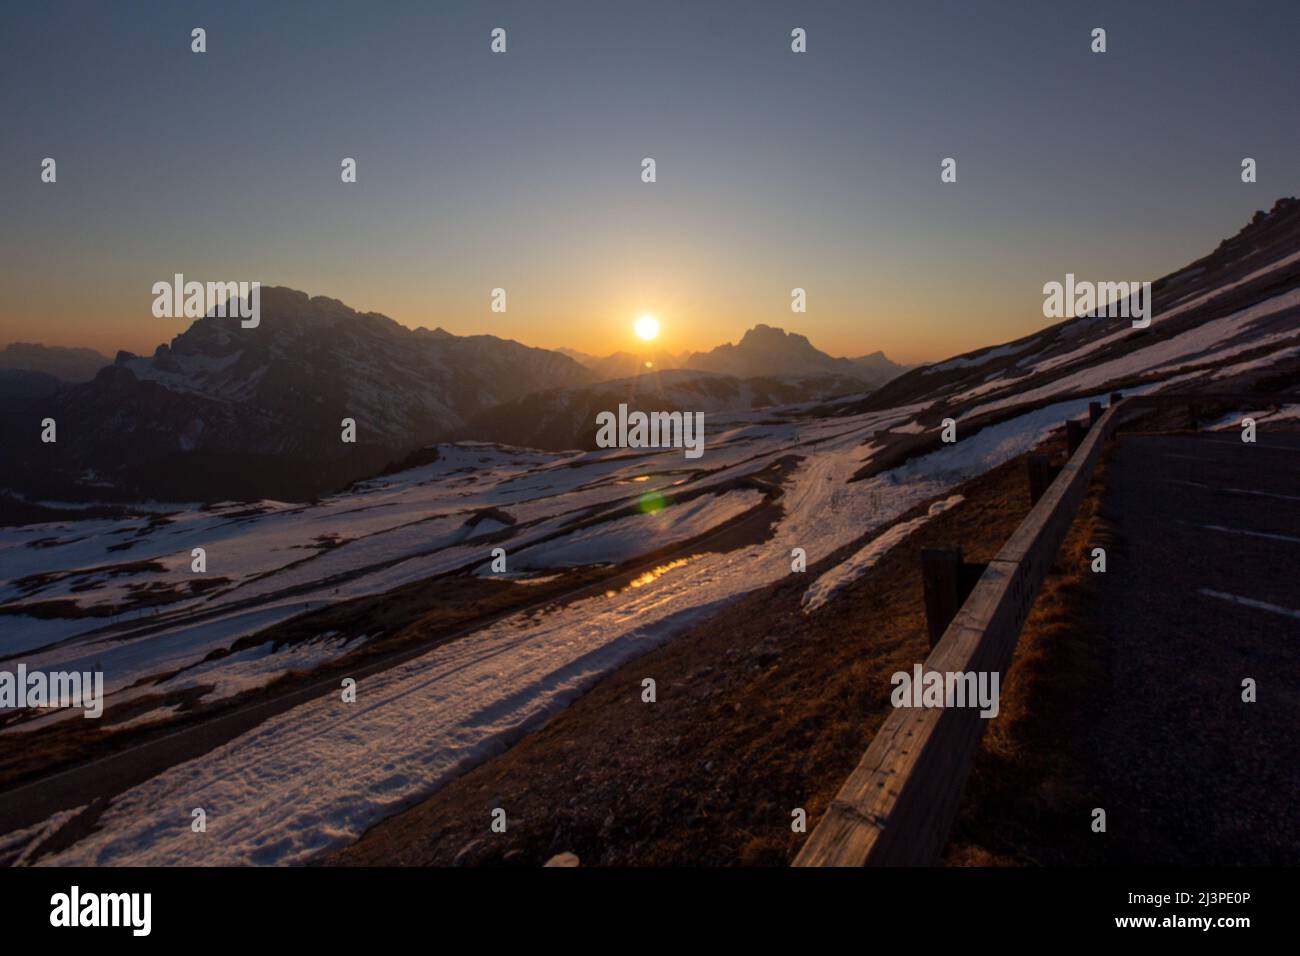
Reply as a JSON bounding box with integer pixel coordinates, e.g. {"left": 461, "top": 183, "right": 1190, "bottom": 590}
{"left": 793, "top": 389, "right": 1298, "bottom": 866}
{"left": 792, "top": 398, "right": 1127, "bottom": 867}
{"left": 793, "top": 388, "right": 1298, "bottom": 866}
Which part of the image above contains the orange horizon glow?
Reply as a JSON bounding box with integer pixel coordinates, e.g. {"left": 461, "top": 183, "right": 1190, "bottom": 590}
{"left": 1, "top": 278, "right": 1066, "bottom": 369}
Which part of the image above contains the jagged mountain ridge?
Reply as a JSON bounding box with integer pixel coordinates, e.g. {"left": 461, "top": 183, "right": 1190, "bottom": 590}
{"left": 564, "top": 330, "right": 906, "bottom": 387}
{"left": 684, "top": 324, "right": 906, "bottom": 385}
{"left": 0, "top": 288, "right": 594, "bottom": 501}
{"left": 111, "top": 288, "right": 594, "bottom": 437}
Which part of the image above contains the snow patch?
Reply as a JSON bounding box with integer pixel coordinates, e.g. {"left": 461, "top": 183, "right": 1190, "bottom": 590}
{"left": 801, "top": 495, "right": 965, "bottom": 613}
{"left": 0, "top": 805, "right": 85, "bottom": 867}
{"left": 923, "top": 342, "right": 1028, "bottom": 374}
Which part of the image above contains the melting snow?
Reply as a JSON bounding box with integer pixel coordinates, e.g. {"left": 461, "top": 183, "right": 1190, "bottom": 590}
{"left": 801, "top": 494, "right": 965, "bottom": 613}
{"left": 31, "top": 397, "right": 1100, "bottom": 866}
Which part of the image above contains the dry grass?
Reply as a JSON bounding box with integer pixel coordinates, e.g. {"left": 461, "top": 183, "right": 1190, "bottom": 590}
{"left": 943, "top": 457, "right": 1113, "bottom": 865}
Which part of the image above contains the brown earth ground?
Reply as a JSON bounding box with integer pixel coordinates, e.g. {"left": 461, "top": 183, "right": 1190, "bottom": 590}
{"left": 331, "top": 429, "right": 1088, "bottom": 866}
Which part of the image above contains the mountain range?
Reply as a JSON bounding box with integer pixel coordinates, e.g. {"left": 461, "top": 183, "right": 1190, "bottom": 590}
{"left": 0, "top": 293, "right": 898, "bottom": 502}
{"left": 0, "top": 342, "right": 110, "bottom": 383}
{"left": 0, "top": 343, "right": 112, "bottom": 405}
{"left": 684, "top": 324, "right": 905, "bottom": 383}
{"left": 6, "top": 197, "right": 1296, "bottom": 507}
{"left": 0, "top": 289, "right": 593, "bottom": 501}
{"left": 559, "top": 330, "right": 908, "bottom": 386}
{"left": 458, "top": 367, "right": 873, "bottom": 451}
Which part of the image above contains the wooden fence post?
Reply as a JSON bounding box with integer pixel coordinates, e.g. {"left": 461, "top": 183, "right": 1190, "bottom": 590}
{"left": 1066, "top": 419, "right": 1086, "bottom": 455}
{"left": 921, "top": 547, "right": 963, "bottom": 649}
{"left": 1027, "top": 454, "right": 1054, "bottom": 504}
{"left": 1089, "top": 401, "right": 1103, "bottom": 424}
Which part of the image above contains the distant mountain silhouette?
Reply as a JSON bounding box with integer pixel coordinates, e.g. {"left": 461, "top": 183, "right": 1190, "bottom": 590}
{"left": 555, "top": 347, "right": 599, "bottom": 366}
{"left": 459, "top": 367, "right": 870, "bottom": 451}
{"left": 0, "top": 342, "right": 110, "bottom": 382}
{"left": 849, "top": 350, "right": 912, "bottom": 379}
{"left": 564, "top": 327, "right": 905, "bottom": 387}
{"left": 584, "top": 350, "right": 691, "bottom": 380}
{"left": 684, "top": 324, "right": 906, "bottom": 386}
{"left": 0, "top": 287, "right": 593, "bottom": 502}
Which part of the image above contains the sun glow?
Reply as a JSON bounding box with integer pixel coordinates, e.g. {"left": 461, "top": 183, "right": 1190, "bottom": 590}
{"left": 634, "top": 314, "right": 660, "bottom": 341}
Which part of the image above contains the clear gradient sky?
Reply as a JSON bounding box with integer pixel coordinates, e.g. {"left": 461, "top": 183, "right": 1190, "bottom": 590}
{"left": 2, "top": 0, "right": 1298, "bottom": 364}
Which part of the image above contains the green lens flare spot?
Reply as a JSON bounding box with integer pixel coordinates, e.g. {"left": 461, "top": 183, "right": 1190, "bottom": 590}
{"left": 638, "top": 491, "right": 667, "bottom": 514}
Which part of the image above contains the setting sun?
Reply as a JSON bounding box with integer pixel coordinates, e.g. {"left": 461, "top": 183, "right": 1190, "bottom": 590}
{"left": 635, "top": 314, "right": 660, "bottom": 341}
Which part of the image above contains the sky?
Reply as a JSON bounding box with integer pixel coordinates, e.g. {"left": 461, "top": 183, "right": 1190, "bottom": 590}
{"left": 1, "top": 0, "right": 1298, "bottom": 364}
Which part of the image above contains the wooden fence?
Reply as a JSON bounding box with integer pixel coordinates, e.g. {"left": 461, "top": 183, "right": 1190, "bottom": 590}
{"left": 793, "top": 388, "right": 1298, "bottom": 866}
{"left": 792, "top": 397, "right": 1127, "bottom": 866}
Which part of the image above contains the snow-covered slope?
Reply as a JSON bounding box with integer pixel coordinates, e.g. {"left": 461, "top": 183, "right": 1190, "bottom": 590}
{"left": 7, "top": 393, "right": 1110, "bottom": 865}
{"left": 846, "top": 197, "right": 1300, "bottom": 427}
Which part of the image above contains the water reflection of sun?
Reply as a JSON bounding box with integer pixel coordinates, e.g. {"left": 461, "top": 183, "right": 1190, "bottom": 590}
{"left": 604, "top": 557, "right": 694, "bottom": 597}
